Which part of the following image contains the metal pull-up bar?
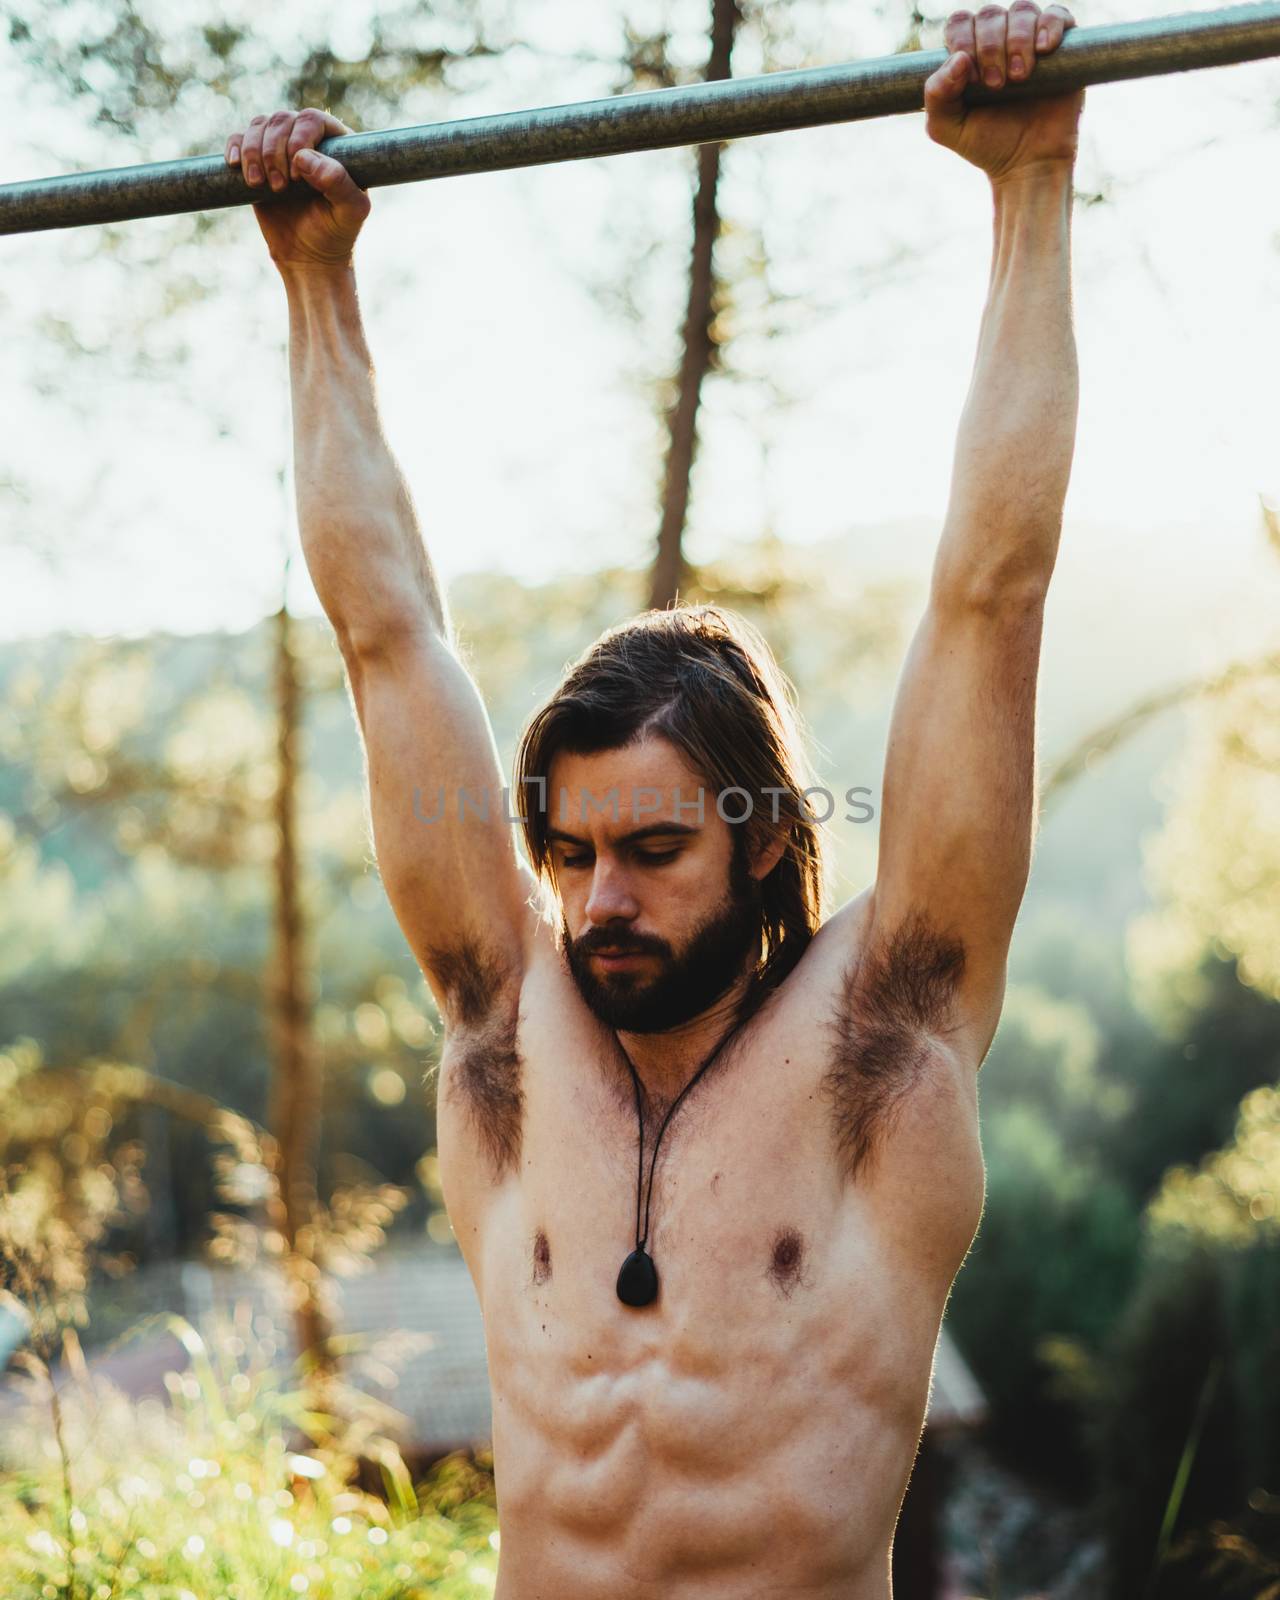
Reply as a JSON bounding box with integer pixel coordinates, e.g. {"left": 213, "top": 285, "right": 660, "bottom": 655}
{"left": 3, "top": 2, "right": 1279, "bottom": 237}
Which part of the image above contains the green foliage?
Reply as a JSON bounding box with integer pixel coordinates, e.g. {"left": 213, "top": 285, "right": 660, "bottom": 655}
{"left": 0, "top": 629, "right": 438, "bottom": 1258}
{"left": 944, "top": 981, "right": 1138, "bottom": 1485}
{"left": 0, "top": 1321, "right": 498, "bottom": 1600}
{"left": 1102, "top": 957, "right": 1280, "bottom": 1206}
{"left": 1151, "top": 1084, "right": 1280, "bottom": 1247}
{"left": 945, "top": 887, "right": 1280, "bottom": 1517}
{"left": 948, "top": 1095, "right": 1141, "bottom": 1488}
{"left": 1128, "top": 669, "right": 1280, "bottom": 1014}
{"left": 1090, "top": 1245, "right": 1244, "bottom": 1599}
{"left": 1073, "top": 1074, "right": 1280, "bottom": 1598}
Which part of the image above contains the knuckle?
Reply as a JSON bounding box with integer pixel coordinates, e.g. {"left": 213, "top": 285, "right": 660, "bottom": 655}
{"left": 268, "top": 110, "right": 293, "bottom": 126}
{"left": 248, "top": 114, "right": 268, "bottom": 126}
{"left": 976, "top": 5, "right": 1006, "bottom": 19}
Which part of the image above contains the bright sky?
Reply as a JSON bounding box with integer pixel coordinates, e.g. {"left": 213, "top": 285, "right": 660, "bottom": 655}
{"left": 2, "top": 0, "right": 1278, "bottom": 662}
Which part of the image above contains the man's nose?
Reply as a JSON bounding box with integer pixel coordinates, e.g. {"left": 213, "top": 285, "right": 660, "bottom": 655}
{"left": 584, "top": 860, "right": 639, "bottom": 926}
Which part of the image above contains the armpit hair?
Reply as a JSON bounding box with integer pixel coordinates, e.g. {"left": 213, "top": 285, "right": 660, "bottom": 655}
{"left": 427, "top": 935, "right": 524, "bottom": 1180}
{"left": 822, "top": 910, "right": 966, "bottom": 1182}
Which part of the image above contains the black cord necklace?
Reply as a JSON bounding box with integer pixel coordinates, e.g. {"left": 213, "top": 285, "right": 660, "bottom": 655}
{"left": 614, "top": 1020, "right": 744, "bottom": 1309}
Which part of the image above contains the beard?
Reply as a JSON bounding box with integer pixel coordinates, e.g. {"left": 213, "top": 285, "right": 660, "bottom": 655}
{"left": 562, "top": 843, "right": 763, "bottom": 1033}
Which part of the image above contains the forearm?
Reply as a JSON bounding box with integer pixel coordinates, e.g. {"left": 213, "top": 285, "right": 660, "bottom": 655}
{"left": 282, "top": 264, "right": 448, "bottom": 651}
{"left": 935, "top": 165, "right": 1078, "bottom": 604}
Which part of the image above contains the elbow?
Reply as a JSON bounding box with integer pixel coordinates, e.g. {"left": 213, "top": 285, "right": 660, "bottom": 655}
{"left": 932, "top": 542, "right": 1057, "bottom": 617}
{"left": 933, "top": 568, "right": 1052, "bottom": 617}
{"left": 336, "top": 607, "right": 451, "bottom": 669}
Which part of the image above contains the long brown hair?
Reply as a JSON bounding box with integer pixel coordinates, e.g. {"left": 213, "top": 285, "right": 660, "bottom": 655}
{"left": 515, "top": 604, "right": 826, "bottom": 992}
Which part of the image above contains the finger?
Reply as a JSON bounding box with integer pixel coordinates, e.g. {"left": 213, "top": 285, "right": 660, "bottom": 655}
{"left": 974, "top": 4, "right": 1010, "bottom": 88}
{"left": 286, "top": 108, "right": 350, "bottom": 168}
{"left": 924, "top": 50, "right": 974, "bottom": 133}
{"left": 261, "top": 111, "right": 295, "bottom": 192}
{"left": 240, "top": 115, "right": 269, "bottom": 186}
{"left": 290, "top": 148, "right": 371, "bottom": 217}
{"left": 1036, "top": 4, "right": 1076, "bottom": 50}
{"left": 1006, "top": 0, "right": 1040, "bottom": 79}
{"left": 224, "top": 132, "right": 242, "bottom": 166}
{"left": 944, "top": 8, "right": 978, "bottom": 59}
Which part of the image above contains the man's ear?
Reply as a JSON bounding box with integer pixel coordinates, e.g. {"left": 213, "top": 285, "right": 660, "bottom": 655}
{"left": 748, "top": 827, "right": 788, "bottom": 882}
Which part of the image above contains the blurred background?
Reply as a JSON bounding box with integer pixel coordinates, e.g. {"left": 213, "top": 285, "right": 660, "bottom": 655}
{"left": 1, "top": 1, "right": 1278, "bottom": 1596}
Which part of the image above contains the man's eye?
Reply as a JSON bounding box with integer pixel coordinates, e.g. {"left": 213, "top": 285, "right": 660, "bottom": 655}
{"left": 560, "top": 853, "right": 592, "bottom": 869}
{"left": 636, "top": 849, "right": 680, "bottom": 865}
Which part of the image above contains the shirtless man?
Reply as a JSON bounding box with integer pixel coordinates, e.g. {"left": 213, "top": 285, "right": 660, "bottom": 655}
{"left": 227, "top": 3, "right": 1082, "bottom": 1591}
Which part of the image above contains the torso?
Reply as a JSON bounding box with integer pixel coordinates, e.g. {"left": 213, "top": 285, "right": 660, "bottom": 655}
{"left": 437, "top": 893, "right": 986, "bottom": 1600}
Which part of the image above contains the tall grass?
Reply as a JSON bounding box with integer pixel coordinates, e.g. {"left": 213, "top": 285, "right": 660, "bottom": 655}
{"left": 0, "top": 1317, "right": 498, "bottom": 1600}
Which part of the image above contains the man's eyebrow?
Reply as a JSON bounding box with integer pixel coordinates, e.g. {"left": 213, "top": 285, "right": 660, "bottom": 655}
{"left": 546, "top": 822, "right": 701, "bottom": 847}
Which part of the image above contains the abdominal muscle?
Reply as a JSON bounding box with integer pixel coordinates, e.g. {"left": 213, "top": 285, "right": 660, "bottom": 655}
{"left": 473, "top": 1159, "right": 958, "bottom": 1600}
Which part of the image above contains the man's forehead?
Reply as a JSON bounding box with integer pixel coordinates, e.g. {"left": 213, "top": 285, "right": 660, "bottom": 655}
{"left": 546, "top": 740, "right": 707, "bottom": 826}
{"left": 548, "top": 735, "right": 696, "bottom": 782}
{"left": 547, "top": 783, "right": 706, "bottom": 834}
{"left": 544, "top": 736, "right": 694, "bottom": 787}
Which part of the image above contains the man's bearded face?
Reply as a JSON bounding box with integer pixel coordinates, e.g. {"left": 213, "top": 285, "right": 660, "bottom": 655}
{"left": 562, "top": 840, "right": 762, "bottom": 1033}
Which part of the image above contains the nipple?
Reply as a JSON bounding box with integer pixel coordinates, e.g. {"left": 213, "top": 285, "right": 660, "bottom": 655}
{"left": 532, "top": 1228, "right": 552, "bottom": 1286}
{"left": 767, "top": 1227, "right": 805, "bottom": 1297}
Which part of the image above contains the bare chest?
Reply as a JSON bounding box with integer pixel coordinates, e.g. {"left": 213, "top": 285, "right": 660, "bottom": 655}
{"left": 449, "top": 1004, "right": 974, "bottom": 1382}
{"left": 513, "top": 1028, "right": 842, "bottom": 1301}
{"left": 439, "top": 949, "right": 984, "bottom": 1317}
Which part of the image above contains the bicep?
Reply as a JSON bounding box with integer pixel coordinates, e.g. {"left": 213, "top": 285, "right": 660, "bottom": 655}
{"left": 869, "top": 586, "right": 1046, "bottom": 1060}
{"left": 344, "top": 627, "right": 542, "bottom": 1017}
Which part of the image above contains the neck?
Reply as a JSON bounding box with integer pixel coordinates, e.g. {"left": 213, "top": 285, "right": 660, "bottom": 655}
{"left": 616, "top": 965, "right": 758, "bottom": 1106}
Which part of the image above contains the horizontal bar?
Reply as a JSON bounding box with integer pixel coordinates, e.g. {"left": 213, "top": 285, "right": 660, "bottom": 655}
{"left": 3, "top": 2, "right": 1279, "bottom": 237}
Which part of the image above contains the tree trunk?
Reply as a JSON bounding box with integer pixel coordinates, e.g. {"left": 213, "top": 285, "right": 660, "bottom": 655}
{"left": 647, "top": 0, "right": 741, "bottom": 612}
{"left": 266, "top": 603, "right": 332, "bottom": 1378}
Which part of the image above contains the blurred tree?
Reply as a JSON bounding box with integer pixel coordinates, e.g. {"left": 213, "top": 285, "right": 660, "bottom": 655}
{"left": 267, "top": 598, "right": 332, "bottom": 1374}
{"left": 1043, "top": 500, "right": 1280, "bottom": 1020}
{"left": 1081, "top": 1086, "right": 1280, "bottom": 1596}
{"left": 589, "top": 0, "right": 938, "bottom": 609}
{"left": 1001, "top": 498, "right": 1280, "bottom": 1550}
{"left": 6, "top": 0, "right": 921, "bottom": 685}
{"left": 947, "top": 1093, "right": 1141, "bottom": 1490}
{"left": 1098, "top": 951, "right": 1280, "bottom": 1206}
{"left": 1093, "top": 1245, "right": 1243, "bottom": 1600}
{"left": 1127, "top": 664, "right": 1280, "bottom": 1016}
{"left": 0, "top": 627, "right": 424, "bottom": 1306}
{"left": 647, "top": 0, "right": 741, "bottom": 608}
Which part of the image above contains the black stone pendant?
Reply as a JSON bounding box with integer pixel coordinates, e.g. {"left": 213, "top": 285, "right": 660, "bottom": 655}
{"left": 616, "top": 1247, "right": 659, "bottom": 1307}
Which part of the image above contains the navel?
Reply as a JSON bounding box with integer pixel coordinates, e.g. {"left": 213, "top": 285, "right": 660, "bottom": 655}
{"left": 532, "top": 1228, "right": 552, "bottom": 1286}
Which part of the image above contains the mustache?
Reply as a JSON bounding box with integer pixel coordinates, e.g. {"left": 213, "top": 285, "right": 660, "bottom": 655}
{"left": 572, "top": 927, "right": 671, "bottom": 959}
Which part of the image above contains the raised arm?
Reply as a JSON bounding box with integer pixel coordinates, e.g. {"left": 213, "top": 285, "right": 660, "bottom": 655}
{"left": 855, "top": 3, "right": 1084, "bottom": 1067}
{"left": 225, "top": 109, "right": 540, "bottom": 1026}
